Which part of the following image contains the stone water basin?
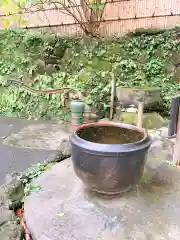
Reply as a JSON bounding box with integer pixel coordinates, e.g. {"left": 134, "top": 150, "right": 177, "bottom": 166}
{"left": 70, "top": 122, "right": 151, "bottom": 196}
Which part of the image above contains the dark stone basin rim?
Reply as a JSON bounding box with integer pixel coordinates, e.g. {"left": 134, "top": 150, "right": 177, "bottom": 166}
{"left": 116, "top": 87, "right": 161, "bottom": 92}
{"left": 70, "top": 122, "right": 152, "bottom": 153}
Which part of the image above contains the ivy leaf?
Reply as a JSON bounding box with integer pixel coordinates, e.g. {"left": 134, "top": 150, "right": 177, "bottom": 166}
{"left": 97, "top": 3, "right": 105, "bottom": 10}
{"left": 91, "top": 3, "right": 105, "bottom": 10}
{"left": 30, "top": 185, "right": 41, "bottom": 192}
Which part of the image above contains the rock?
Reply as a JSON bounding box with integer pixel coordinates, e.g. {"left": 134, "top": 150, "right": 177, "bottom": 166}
{"left": 53, "top": 138, "right": 71, "bottom": 162}
{"left": 0, "top": 206, "right": 14, "bottom": 226}
{"left": 148, "top": 129, "right": 162, "bottom": 143}
{"left": 159, "top": 126, "right": 169, "bottom": 138}
{"left": 126, "top": 105, "right": 138, "bottom": 113}
{"left": 115, "top": 112, "right": 166, "bottom": 129}
{"left": 142, "top": 112, "right": 167, "bottom": 129}
{"left": 0, "top": 187, "right": 8, "bottom": 207}
{"left": 115, "top": 112, "right": 137, "bottom": 125}
{"left": 0, "top": 187, "right": 23, "bottom": 240}
{"left": 0, "top": 219, "right": 23, "bottom": 240}
{"left": 4, "top": 172, "right": 24, "bottom": 209}
{"left": 4, "top": 123, "right": 70, "bottom": 150}
{"left": 24, "top": 158, "right": 180, "bottom": 240}
{"left": 0, "top": 188, "right": 14, "bottom": 226}
{"left": 148, "top": 128, "right": 174, "bottom": 162}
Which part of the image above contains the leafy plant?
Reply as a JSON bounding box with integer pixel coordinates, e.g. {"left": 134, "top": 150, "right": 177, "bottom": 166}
{"left": 0, "top": 28, "right": 180, "bottom": 119}
{"left": 22, "top": 162, "right": 55, "bottom": 198}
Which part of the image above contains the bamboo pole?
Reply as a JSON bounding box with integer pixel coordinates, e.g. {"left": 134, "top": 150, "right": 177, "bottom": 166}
{"left": 137, "top": 101, "right": 144, "bottom": 129}
{"left": 110, "top": 73, "right": 116, "bottom": 120}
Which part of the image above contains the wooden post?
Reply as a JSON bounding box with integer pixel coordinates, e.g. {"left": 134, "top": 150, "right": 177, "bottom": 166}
{"left": 173, "top": 105, "right": 180, "bottom": 166}
{"left": 137, "top": 101, "right": 144, "bottom": 129}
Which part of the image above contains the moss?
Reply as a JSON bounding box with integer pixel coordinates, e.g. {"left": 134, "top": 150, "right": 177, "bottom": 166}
{"left": 116, "top": 112, "right": 166, "bottom": 129}
{"left": 88, "top": 58, "right": 112, "bottom": 71}
{"left": 129, "top": 28, "right": 168, "bottom": 36}
{"left": 118, "top": 86, "right": 161, "bottom": 91}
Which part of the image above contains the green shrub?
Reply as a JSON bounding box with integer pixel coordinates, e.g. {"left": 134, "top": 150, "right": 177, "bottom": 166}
{"left": 0, "top": 28, "right": 180, "bottom": 120}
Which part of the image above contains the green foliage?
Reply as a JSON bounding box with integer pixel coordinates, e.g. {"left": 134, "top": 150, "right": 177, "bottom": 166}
{"left": 22, "top": 162, "right": 55, "bottom": 198}
{"left": 0, "top": 28, "right": 180, "bottom": 119}
{"left": 119, "top": 29, "right": 180, "bottom": 112}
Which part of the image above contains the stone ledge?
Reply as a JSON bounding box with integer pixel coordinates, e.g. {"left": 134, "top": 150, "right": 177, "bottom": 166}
{"left": 24, "top": 157, "right": 180, "bottom": 240}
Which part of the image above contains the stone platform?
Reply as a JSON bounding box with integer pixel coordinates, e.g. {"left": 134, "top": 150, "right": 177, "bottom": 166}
{"left": 25, "top": 155, "right": 180, "bottom": 240}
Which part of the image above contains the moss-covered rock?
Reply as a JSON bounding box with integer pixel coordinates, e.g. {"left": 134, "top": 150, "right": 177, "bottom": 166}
{"left": 116, "top": 112, "right": 166, "bottom": 129}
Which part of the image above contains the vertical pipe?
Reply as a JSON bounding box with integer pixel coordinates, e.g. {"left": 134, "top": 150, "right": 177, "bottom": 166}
{"left": 173, "top": 105, "right": 180, "bottom": 166}
{"left": 168, "top": 96, "right": 180, "bottom": 137}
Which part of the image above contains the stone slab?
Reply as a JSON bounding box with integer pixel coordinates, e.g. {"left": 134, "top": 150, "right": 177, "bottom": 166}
{"left": 25, "top": 156, "right": 180, "bottom": 240}
{"left": 0, "top": 116, "right": 70, "bottom": 184}
{"left": 3, "top": 123, "right": 70, "bottom": 150}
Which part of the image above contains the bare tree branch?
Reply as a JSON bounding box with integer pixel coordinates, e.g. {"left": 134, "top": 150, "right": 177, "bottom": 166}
{"left": 15, "top": 0, "right": 107, "bottom": 37}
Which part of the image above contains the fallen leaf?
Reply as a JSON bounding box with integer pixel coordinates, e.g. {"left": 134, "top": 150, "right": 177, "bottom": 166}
{"left": 56, "top": 213, "right": 65, "bottom": 217}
